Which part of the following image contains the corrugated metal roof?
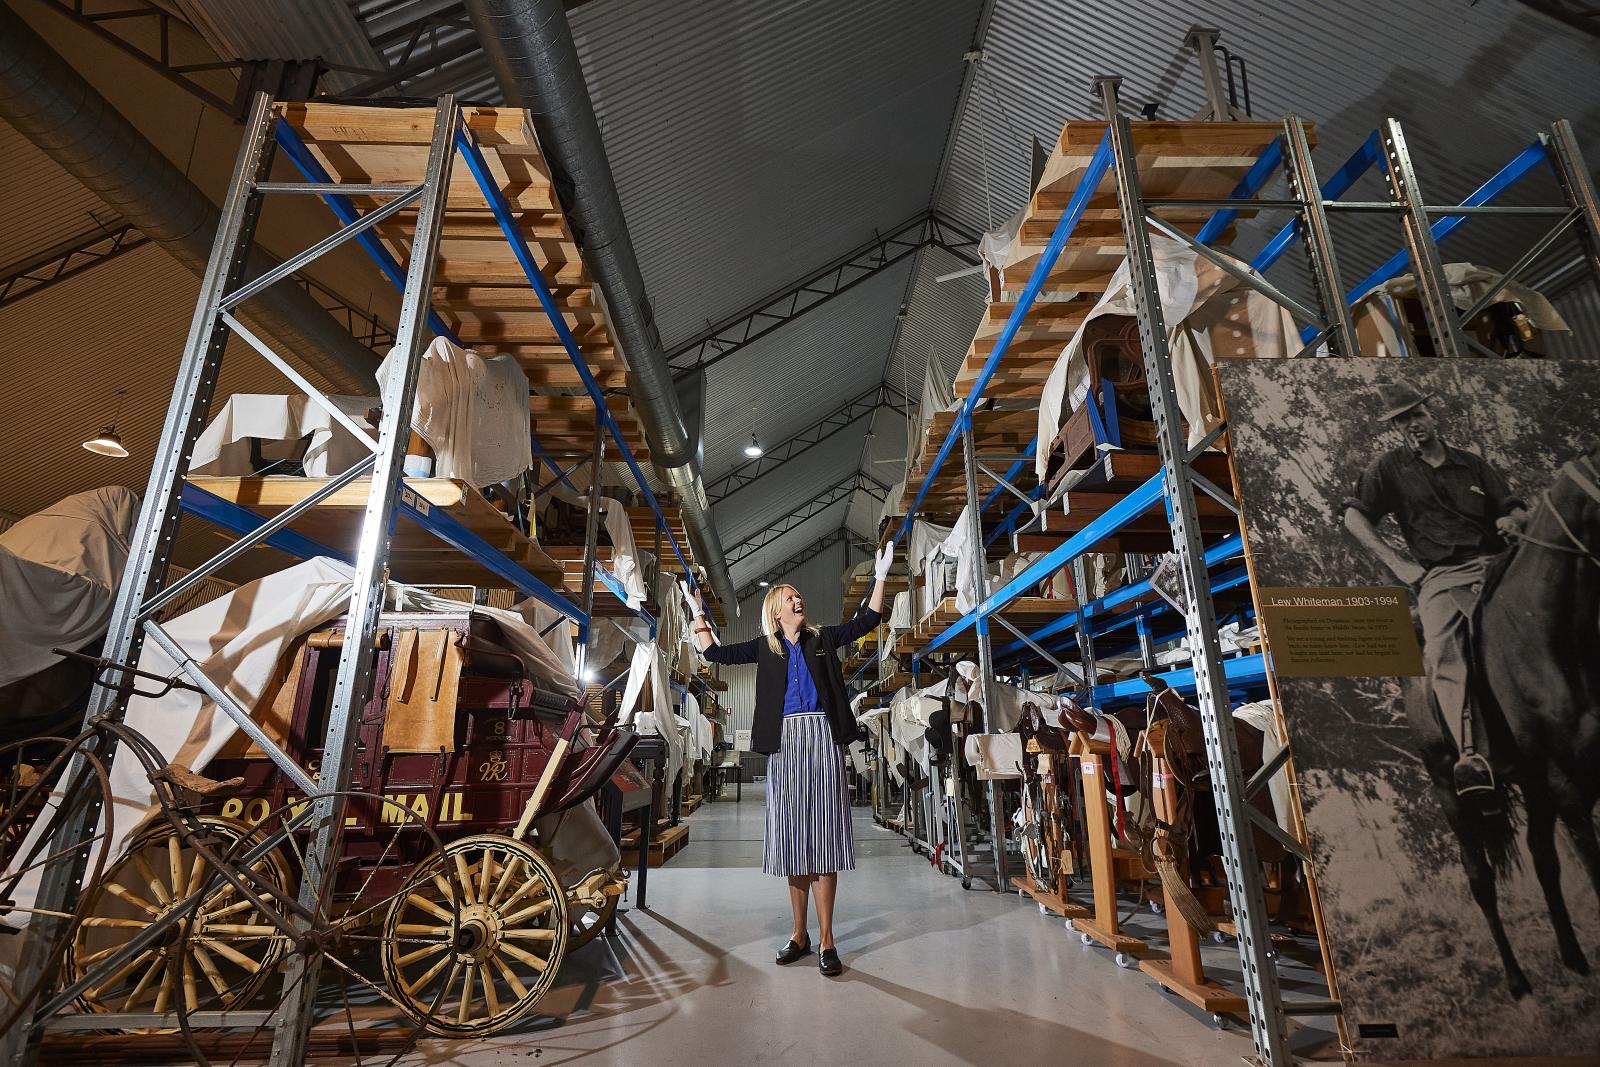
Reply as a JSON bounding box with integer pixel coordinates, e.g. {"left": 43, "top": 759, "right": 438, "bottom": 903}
{"left": 11, "top": 0, "right": 1600, "bottom": 613}
{"left": 715, "top": 424, "right": 874, "bottom": 548}
{"left": 725, "top": 496, "right": 856, "bottom": 582}
{"left": 700, "top": 256, "right": 913, "bottom": 480}
{"left": 0, "top": 244, "right": 316, "bottom": 565}
{"left": 568, "top": 0, "right": 981, "bottom": 347}
{"left": 168, "top": 0, "right": 385, "bottom": 93}
{"left": 0, "top": 122, "right": 125, "bottom": 269}
{"left": 882, "top": 242, "right": 986, "bottom": 404}
{"left": 925, "top": 0, "right": 1600, "bottom": 300}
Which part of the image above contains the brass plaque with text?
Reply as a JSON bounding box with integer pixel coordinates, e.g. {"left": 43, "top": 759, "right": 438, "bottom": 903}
{"left": 1257, "top": 585, "right": 1424, "bottom": 678}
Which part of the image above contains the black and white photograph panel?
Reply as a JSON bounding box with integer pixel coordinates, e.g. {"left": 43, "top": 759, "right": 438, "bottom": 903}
{"left": 1216, "top": 357, "right": 1600, "bottom": 1060}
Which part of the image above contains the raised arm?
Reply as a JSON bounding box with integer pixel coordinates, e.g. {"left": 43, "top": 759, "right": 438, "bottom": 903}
{"left": 868, "top": 540, "right": 894, "bottom": 615}
{"left": 681, "top": 581, "right": 759, "bottom": 664}
{"left": 831, "top": 540, "right": 897, "bottom": 645}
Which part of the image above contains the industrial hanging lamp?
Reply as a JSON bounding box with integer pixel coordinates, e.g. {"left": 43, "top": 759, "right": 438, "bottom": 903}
{"left": 743, "top": 432, "right": 763, "bottom": 458}
{"left": 81, "top": 389, "right": 130, "bottom": 458}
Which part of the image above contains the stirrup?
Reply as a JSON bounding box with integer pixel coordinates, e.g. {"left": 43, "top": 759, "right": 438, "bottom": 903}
{"left": 1453, "top": 751, "right": 1495, "bottom": 797}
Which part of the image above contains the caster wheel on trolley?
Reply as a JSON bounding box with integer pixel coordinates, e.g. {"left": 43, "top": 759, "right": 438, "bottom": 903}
{"left": 68, "top": 816, "right": 293, "bottom": 1020}
{"left": 383, "top": 834, "right": 570, "bottom": 1036}
{"left": 1212, "top": 1013, "right": 1228, "bottom": 1030}
{"left": 1114, "top": 952, "right": 1138, "bottom": 969}
{"left": 1037, "top": 902, "right": 1049, "bottom": 915}
{"left": 1148, "top": 899, "right": 1163, "bottom": 915}
{"left": 961, "top": 877, "right": 972, "bottom": 891}
{"left": 1080, "top": 932, "right": 1095, "bottom": 947}
{"left": 1210, "top": 930, "right": 1229, "bottom": 944}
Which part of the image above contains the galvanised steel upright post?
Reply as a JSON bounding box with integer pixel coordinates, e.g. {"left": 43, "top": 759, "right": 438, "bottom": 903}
{"left": 573, "top": 410, "right": 606, "bottom": 680}
{"left": 0, "top": 92, "right": 283, "bottom": 1067}
{"left": 1380, "top": 118, "right": 1470, "bottom": 360}
{"left": 268, "top": 94, "right": 461, "bottom": 1067}
{"left": 1547, "top": 119, "right": 1600, "bottom": 284}
{"left": 1282, "top": 115, "right": 1359, "bottom": 357}
{"left": 960, "top": 417, "right": 1008, "bottom": 889}
{"left": 1093, "top": 75, "right": 1290, "bottom": 1066}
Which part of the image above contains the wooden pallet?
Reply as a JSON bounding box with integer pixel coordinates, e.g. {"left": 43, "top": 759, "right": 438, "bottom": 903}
{"left": 1011, "top": 876, "right": 1091, "bottom": 919}
{"left": 646, "top": 822, "right": 690, "bottom": 865}
{"left": 891, "top": 120, "right": 1301, "bottom": 533}
{"left": 898, "top": 406, "right": 1048, "bottom": 521}
{"left": 188, "top": 475, "right": 566, "bottom": 589}
{"left": 910, "top": 596, "right": 1077, "bottom": 653}
{"left": 842, "top": 571, "right": 908, "bottom": 608}
{"left": 277, "top": 103, "right": 653, "bottom": 462}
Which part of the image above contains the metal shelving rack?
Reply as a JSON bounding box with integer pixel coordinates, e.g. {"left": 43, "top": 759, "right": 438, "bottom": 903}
{"left": 2, "top": 93, "right": 706, "bottom": 1067}
{"left": 881, "top": 71, "right": 1599, "bottom": 1066}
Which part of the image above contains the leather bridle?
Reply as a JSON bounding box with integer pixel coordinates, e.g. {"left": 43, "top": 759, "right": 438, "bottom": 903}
{"left": 1509, "top": 455, "right": 1600, "bottom": 568}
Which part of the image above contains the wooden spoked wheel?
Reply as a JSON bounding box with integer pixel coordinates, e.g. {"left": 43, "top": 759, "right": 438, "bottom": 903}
{"left": 382, "top": 834, "right": 569, "bottom": 1036}
{"left": 0, "top": 732, "right": 114, "bottom": 1035}
{"left": 67, "top": 817, "right": 292, "bottom": 1021}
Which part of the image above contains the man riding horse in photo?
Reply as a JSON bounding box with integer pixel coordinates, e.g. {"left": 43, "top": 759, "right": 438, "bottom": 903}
{"left": 1342, "top": 382, "right": 1527, "bottom": 798}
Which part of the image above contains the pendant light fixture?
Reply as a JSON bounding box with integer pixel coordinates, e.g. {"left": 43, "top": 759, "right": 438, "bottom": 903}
{"left": 81, "top": 389, "right": 130, "bottom": 458}
{"left": 743, "top": 432, "right": 763, "bottom": 458}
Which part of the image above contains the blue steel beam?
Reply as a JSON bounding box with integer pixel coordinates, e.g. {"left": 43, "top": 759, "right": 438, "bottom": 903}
{"left": 990, "top": 534, "right": 1245, "bottom": 657}
{"left": 1195, "top": 136, "right": 1285, "bottom": 245}
{"left": 1250, "top": 131, "right": 1382, "bottom": 273}
{"left": 179, "top": 483, "right": 350, "bottom": 563}
{"left": 1092, "top": 652, "right": 1267, "bottom": 704}
{"left": 453, "top": 128, "right": 701, "bottom": 590}
{"left": 394, "top": 483, "right": 585, "bottom": 625}
{"left": 915, "top": 470, "right": 1165, "bottom": 662}
{"left": 896, "top": 131, "right": 1115, "bottom": 545}
{"left": 1344, "top": 138, "right": 1549, "bottom": 304}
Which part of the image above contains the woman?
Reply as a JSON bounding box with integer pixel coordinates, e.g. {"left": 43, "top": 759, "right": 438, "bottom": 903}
{"left": 682, "top": 541, "right": 894, "bottom": 977}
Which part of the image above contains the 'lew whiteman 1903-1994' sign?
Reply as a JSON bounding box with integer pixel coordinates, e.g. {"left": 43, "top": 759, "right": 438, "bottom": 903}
{"left": 1256, "top": 585, "right": 1424, "bottom": 678}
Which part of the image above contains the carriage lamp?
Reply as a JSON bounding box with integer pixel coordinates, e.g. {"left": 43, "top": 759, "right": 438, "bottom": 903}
{"left": 744, "top": 433, "right": 763, "bottom": 458}
{"left": 82, "top": 426, "right": 129, "bottom": 458}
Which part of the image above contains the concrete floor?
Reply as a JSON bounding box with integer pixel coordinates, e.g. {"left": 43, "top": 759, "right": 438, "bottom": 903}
{"left": 409, "top": 784, "right": 1336, "bottom": 1066}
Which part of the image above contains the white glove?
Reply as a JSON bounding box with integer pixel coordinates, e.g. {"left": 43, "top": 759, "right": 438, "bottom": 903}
{"left": 873, "top": 539, "right": 897, "bottom": 582}
{"left": 679, "top": 580, "right": 703, "bottom": 619}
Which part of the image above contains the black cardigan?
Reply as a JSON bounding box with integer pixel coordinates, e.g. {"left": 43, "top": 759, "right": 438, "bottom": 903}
{"left": 702, "top": 607, "right": 881, "bottom": 754}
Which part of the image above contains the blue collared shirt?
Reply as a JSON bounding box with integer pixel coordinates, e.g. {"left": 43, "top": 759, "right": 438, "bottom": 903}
{"left": 781, "top": 635, "right": 821, "bottom": 715}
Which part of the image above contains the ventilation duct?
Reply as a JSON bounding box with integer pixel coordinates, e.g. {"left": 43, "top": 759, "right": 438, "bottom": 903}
{"left": 0, "top": 3, "right": 376, "bottom": 391}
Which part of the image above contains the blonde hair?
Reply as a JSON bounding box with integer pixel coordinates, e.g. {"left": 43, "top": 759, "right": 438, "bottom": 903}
{"left": 761, "top": 584, "right": 817, "bottom": 655}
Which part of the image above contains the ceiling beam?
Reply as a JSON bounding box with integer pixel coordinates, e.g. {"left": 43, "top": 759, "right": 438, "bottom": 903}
{"left": 32, "top": 0, "right": 240, "bottom": 114}
{"left": 707, "top": 381, "right": 913, "bottom": 505}
{"left": 0, "top": 216, "right": 394, "bottom": 351}
{"left": 735, "top": 525, "right": 872, "bottom": 603}
{"left": 0, "top": 221, "right": 148, "bottom": 308}
{"left": 668, "top": 211, "right": 980, "bottom": 378}
{"left": 725, "top": 472, "right": 888, "bottom": 566}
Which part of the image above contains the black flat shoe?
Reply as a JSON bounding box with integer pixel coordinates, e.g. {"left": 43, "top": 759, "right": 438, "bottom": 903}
{"left": 818, "top": 947, "right": 842, "bottom": 977}
{"left": 775, "top": 938, "right": 812, "bottom": 965}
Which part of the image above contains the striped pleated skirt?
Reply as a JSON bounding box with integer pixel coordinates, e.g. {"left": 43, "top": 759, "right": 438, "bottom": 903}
{"left": 763, "top": 711, "right": 855, "bottom": 877}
